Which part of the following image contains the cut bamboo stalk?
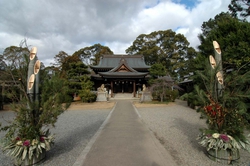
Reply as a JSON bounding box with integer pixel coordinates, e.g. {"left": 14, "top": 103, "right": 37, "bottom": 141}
{"left": 209, "top": 55, "right": 216, "bottom": 69}
{"left": 213, "top": 41, "right": 223, "bottom": 96}
{"left": 27, "top": 47, "right": 37, "bottom": 94}
{"left": 34, "top": 60, "right": 40, "bottom": 102}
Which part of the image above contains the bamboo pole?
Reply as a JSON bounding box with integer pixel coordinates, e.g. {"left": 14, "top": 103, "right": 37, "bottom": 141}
{"left": 27, "top": 46, "right": 41, "bottom": 126}
{"left": 27, "top": 47, "right": 37, "bottom": 96}
{"left": 213, "top": 41, "right": 223, "bottom": 97}
{"left": 27, "top": 74, "right": 35, "bottom": 102}
{"left": 34, "top": 60, "right": 41, "bottom": 102}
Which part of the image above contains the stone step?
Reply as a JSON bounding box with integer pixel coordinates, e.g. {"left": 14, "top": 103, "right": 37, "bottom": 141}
{"left": 113, "top": 93, "right": 133, "bottom": 98}
{"left": 110, "top": 93, "right": 139, "bottom": 100}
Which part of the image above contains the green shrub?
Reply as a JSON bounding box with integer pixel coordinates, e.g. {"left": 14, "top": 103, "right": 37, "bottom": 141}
{"left": 180, "top": 90, "right": 203, "bottom": 109}
{"left": 164, "top": 89, "right": 179, "bottom": 102}
{"left": 152, "top": 89, "right": 179, "bottom": 102}
{"left": 79, "top": 90, "right": 97, "bottom": 103}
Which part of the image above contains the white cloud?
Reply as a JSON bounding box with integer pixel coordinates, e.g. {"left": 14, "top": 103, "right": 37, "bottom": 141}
{"left": 0, "top": 0, "right": 231, "bottom": 66}
{"left": 105, "top": 41, "right": 131, "bottom": 54}
{"left": 130, "top": 1, "right": 190, "bottom": 34}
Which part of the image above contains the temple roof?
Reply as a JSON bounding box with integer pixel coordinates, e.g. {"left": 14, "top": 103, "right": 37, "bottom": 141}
{"left": 90, "top": 54, "right": 150, "bottom": 70}
{"left": 97, "top": 55, "right": 148, "bottom": 78}
{"left": 97, "top": 72, "right": 148, "bottom": 78}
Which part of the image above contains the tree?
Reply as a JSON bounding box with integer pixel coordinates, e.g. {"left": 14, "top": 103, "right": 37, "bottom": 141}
{"left": 229, "top": 0, "right": 250, "bottom": 19}
{"left": 148, "top": 63, "right": 167, "bottom": 85}
{"left": 150, "top": 76, "right": 177, "bottom": 102}
{"left": 0, "top": 42, "right": 30, "bottom": 102}
{"left": 67, "top": 61, "right": 90, "bottom": 96}
{"left": 51, "top": 51, "right": 69, "bottom": 69}
{"left": 78, "top": 75, "right": 97, "bottom": 103}
{"left": 149, "top": 63, "right": 167, "bottom": 79}
{"left": 126, "top": 30, "right": 197, "bottom": 80}
{"left": 51, "top": 52, "right": 82, "bottom": 79}
{"left": 198, "top": 12, "right": 250, "bottom": 73}
{"left": 72, "top": 44, "right": 113, "bottom": 65}
{"left": 0, "top": 58, "right": 6, "bottom": 70}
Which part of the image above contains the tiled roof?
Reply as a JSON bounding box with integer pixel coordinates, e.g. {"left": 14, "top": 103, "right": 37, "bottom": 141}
{"left": 90, "top": 55, "right": 150, "bottom": 69}
{"left": 98, "top": 71, "right": 148, "bottom": 78}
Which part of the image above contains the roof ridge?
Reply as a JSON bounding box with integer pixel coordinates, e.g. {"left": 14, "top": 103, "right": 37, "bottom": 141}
{"left": 108, "top": 58, "right": 138, "bottom": 73}
{"left": 102, "top": 54, "right": 143, "bottom": 58}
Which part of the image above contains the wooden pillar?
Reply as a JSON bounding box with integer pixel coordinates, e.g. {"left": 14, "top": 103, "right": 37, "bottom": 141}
{"left": 111, "top": 81, "right": 113, "bottom": 97}
{"left": 133, "top": 81, "right": 136, "bottom": 97}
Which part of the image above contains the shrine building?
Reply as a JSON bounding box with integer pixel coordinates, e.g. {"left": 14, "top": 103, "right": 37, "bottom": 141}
{"left": 90, "top": 55, "right": 150, "bottom": 98}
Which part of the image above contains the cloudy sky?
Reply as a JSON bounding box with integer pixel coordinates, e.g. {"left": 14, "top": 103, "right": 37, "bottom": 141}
{"left": 0, "top": 0, "right": 231, "bottom": 66}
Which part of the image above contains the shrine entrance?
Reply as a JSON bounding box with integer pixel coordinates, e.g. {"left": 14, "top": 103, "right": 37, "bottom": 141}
{"left": 90, "top": 55, "right": 150, "bottom": 98}
{"left": 113, "top": 80, "right": 133, "bottom": 93}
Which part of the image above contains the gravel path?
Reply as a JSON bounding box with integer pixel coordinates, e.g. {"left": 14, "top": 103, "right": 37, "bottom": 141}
{"left": 136, "top": 100, "right": 250, "bottom": 166}
{"left": 0, "top": 109, "right": 111, "bottom": 166}
{"left": 1, "top": 100, "right": 250, "bottom": 166}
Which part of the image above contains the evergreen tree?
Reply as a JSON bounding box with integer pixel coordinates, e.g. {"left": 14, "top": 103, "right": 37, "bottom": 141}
{"left": 67, "top": 61, "right": 90, "bottom": 97}
{"left": 229, "top": 0, "right": 250, "bottom": 19}
{"left": 149, "top": 63, "right": 167, "bottom": 79}
{"left": 72, "top": 44, "right": 113, "bottom": 65}
{"left": 198, "top": 12, "right": 250, "bottom": 74}
{"left": 51, "top": 52, "right": 82, "bottom": 79}
{"left": 78, "top": 75, "right": 97, "bottom": 103}
{"left": 126, "top": 29, "right": 197, "bottom": 80}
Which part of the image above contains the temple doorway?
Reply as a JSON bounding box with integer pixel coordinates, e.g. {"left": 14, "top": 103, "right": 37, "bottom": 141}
{"left": 113, "top": 80, "right": 133, "bottom": 93}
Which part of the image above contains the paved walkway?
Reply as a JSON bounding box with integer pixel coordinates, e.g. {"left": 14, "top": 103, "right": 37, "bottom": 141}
{"left": 79, "top": 100, "right": 177, "bottom": 166}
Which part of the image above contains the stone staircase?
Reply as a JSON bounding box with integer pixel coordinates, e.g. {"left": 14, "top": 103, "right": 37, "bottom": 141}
{"left": 110, "top": 93, "right": 139, "bottom": 100}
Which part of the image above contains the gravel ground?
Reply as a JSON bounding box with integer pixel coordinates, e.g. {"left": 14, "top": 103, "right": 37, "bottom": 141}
{"left": 0, "top": 108, "right": 111, "bottom": 166}
{"left": 1, "top": 100, "right": 250, "bottom": 166}
{"left": 136, "top": 100, "right": 250, "bottom": 166}
{"left": 0, "top": 111, "right": 15, "bottom": 166}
